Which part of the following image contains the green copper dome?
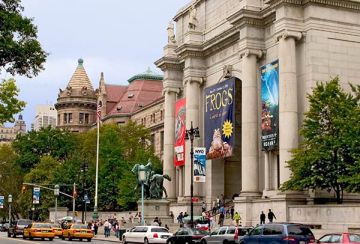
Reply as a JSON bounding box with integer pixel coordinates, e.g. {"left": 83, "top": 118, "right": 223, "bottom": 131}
{"left": 127, "top": 67, "right": 163, "bottom": 83}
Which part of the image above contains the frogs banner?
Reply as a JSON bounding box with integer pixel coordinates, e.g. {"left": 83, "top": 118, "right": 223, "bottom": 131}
{"left": 204, "top": 78, "right": 235, "bottom": 159}
{"left": 0, "top": 196, "right": 3, "bottom": 209}
{"left": 174, "top": 98, "right": 186, "bottom": 166}
{"left": 33, "top": 187, "right": 40, "bottom": 204}
{"left": 260, "top": 60, "right": 279, "bottom": 151}
{"left": 194, "top": 147, "right": 206, "bottom": 182}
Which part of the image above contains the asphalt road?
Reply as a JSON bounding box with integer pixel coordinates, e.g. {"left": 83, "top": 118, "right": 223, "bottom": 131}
{"left": 0, "top": 231, "right": 117, "bottom": 244}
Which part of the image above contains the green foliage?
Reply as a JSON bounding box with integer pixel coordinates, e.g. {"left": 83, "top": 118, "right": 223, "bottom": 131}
{"left": 12, "top": 127, "right": 77, "bottom": 171}
{"left": 0, "top": 78, "right": 26, "bottom": 123}
{"left": 0, "top": 0, "right": 47, "bottom": 77}
{"left": 282, "top": 77, "right": 360, "bottom": 203}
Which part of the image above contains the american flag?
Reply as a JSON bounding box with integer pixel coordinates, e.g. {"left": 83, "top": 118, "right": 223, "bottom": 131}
{"left": 97, "top": 102, "right": 102, "bottom": 121}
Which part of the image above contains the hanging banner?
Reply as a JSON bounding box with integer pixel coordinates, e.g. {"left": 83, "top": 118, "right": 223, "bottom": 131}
{"left": 204, "top": 78, "right": 235, "bottom": 159}
{"left": 194, "top": 147, "right": 206, "bottom": 182}
{"left": 260, "top": 60, "right": 279, "bottom": 151}
{"left": 174, "top": 98, "right": 186, "bottom": 167}
{"left": 33, "top": 187, "right": 40, "bottom": 204}
{"left": 0, "top": 196, "right": 4, "bottom": 209}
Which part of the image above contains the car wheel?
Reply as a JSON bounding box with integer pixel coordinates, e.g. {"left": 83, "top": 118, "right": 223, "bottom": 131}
{"left": 7, "top": 232, "right": 10, "bottom": 237}
{"left": 223, "top": 240, "right": 229, "bottom": 244}
{"left": 41, "top": 238, "right": 45, "bottom": 241}
{"left": 201, "top": 240, "right": 207, "bottom": 244}
{"left": 23, "top": 235, "right": 26, "bottom": 239}
{"left": 87, "top": 238, "right": 92, "bottom": 242}
{"left": 69, "top": 234, "right": 73, "bottom": 241}
{"left": 123, "top": 237, "right": 127, "bottom": 244}
{"left": 80, "top": 238, "right": 83, "bottom": 241}
{"left": 29, "top": 234, "right": 33, "bottom": 240}
{"left": 144, "top": 237, "right": 149, "bottom": 244}
{"left": 12, "top": 233, "right": 16, "bottom": 238}
{"left": 61, "top": 235, "right": 65, "bottom": 240}
{"left": 49, "top": 238, "right": 53, "bottom": 241}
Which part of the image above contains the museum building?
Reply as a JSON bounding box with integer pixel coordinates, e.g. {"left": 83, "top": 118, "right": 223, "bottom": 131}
{"left": 155, "top": 0, "right": 360, "bottom": 228}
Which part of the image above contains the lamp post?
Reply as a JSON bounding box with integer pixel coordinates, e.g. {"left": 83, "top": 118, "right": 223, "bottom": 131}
{"left": 54, "top": 185, "right": 59, "bottom": 223}
{"left": 8, "top": 194, "right": 12, "bottom": 225}
{"left": 138, "top": 165, "right": 147, "bottom": 225}
{"left": 31, "top": 206, "right": 35, "bottom": 220}
{"left": 185, "top": 121, "right": 200, "bottom": 228}
{"left": 81, "top": 162, "right": 88, "bottom": 224}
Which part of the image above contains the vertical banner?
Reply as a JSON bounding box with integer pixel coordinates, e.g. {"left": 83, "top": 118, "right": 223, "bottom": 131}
{"left": 260, "top": 60, "right": 279, "bottom": 151}
{"left": 0, "top": 196, "right": 4, "bottom": 209}
{"left": 194, "top": 147, "right": 206, "bottom": 182}
{"left": 33, "top": 187, "right": 40, "bottom": 204}
{"left": 204, "top": 78, "right": 235, "bottom": 159}
{"left": 174, "top": 98, "right": 186, "bottom": 166}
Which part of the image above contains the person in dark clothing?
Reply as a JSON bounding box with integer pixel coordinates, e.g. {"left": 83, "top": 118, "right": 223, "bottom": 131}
{"left": 230, "top": 207, "right": 235, "bottom": 220}
{"left": 260, "top": 211, "right": 266, "bottom": 224}
{"left": 268, "top": 209, "right": 276, "bottom": 223}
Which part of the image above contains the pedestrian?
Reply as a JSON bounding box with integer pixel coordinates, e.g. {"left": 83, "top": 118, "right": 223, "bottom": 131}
{"left": 184, "top": 212, "right": 189, "bottom": 218}
{"left": 152, "top": 217, "right": 160, "bottom": 226}
{"left": 260, "top": 211, "right": 266, "bottom": 224}
{"left": 177, "top": 212, "right": 184, "bottom": 224}
{"left": 202, "top": 201, "right": 206, "bottom": 212}
{"left": 218, "top": 212, "right": 225, "bottom": 227}
{"left": 164, "top": 224, "right": 169, "bottom": 230}
{"left": 94, "top": 221, "right": 98, "bottom": 236}
{"left": 234, "top": 212, "right": 241, "bottom": 226}
{"left": 103, "top": 220, "right": 110, "bottom": 237}
{"left": 268, "top": 209, "right": 276, "bottom": 223}
{"left": 230, "top": 206, "right": 234, "bottom": 220}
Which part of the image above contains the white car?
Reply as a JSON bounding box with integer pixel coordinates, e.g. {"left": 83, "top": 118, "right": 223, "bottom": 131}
{"left": 123, "top": 226, "right": 173, "bottom": 244}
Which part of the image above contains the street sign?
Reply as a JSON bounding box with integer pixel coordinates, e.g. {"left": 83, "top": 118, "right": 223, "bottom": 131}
{"left": 84, "top": 194, "right": 90, "bottom": 204}
{"left": 0, "top": 196, "right": 4, "bottom": 209}
{"left": 33, "top": 187, "right": 40, "bottom": 204}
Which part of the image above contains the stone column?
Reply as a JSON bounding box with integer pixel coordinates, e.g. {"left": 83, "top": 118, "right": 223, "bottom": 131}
{"left": 240, "top": 49, "right": 262, "bottom": 196}
{"left": 163, "top": 87, "right": 180, "bottom": 200}
{"left": 264, "top": 152, "right": 270, "bottom": 191}
{"left": 184, "top": 77, "right": 203, "bottom": 197}
{"left": 278, "top": 31, "right": 302, "bottom": 185}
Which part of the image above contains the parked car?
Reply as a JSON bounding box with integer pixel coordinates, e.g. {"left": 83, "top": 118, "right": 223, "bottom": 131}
{"left": 7, "top": 219, "right": 32, "bottom": 238}
{"left": 23, "top": 222, "right": 55, "bottom": 241}
{"left": 240, "top": 223, "right": 315, "bottom": 244}
{"left": 201, "top": 226, "right": 253, "bottom": 244}
{"left": 123, "top": 226, "right": 172, "bottom": 244}
{"left": 166, "top": 227, "right": 209, "bottom": 244}
{"left": 184, "top": 216, "right": 210, "bottom": 231}
{"left": 62, "top": 223, "right": 93, "bottom": 242}
{"left": 317, "top": 233, "right": 360, "bottom": 243}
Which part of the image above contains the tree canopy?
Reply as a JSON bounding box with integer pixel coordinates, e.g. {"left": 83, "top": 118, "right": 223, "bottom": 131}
{"left": 0, "top": 78, "right": 26, "bottom": 123}
{"left": 282, "top": 77, "right": 360, "bottom": 203}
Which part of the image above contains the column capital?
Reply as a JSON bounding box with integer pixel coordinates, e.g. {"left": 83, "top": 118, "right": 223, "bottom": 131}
{"left": 183, "top": 76, "right": 205, "bottom": 86}
{"left": 239, "top": 48, "right": 264, "bottom": 59}
{"left": 276, "top": 30, "right": 302, "bottom": 42}
{"left": 162, "top": 87, "right": 181, "bottom": 95}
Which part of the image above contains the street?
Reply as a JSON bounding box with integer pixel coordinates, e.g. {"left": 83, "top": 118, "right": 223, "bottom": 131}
{"left": 0, "top": 232, "right": 120, "bottom": 244}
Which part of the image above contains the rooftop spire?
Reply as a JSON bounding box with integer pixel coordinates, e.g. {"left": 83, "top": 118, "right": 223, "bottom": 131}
{"left": 67, "top": 58, "right": 93, "bottom": 90}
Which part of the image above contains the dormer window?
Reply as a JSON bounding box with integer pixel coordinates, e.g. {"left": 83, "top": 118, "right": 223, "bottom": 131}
{"left": 128, "top": 93, "right": 134, "bottom": 98}
{"left": 117, "top": 106, "right": 122, "bottom": 111}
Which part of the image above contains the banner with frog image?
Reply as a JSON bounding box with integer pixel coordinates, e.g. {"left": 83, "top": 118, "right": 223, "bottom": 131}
{"left": 204, "top": 78, "right": 235, "bottom": 160}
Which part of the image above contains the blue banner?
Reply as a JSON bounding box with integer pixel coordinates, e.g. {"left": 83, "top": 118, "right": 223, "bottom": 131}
{"left": 33, "top": 187, "right": 40, "bottom": 204}
{"left": 194, "top": 147, "right": 206, "bottom": 182}
{"left": 204, "top": 78, "right": 235, "bottom": 159}
{"left": 260, "top": 60, "right": 279, "bottom": 151}
{"left": 0, "top": 196, "right": 3, "bottom": 209}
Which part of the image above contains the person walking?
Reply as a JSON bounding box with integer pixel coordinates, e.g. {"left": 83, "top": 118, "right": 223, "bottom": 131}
{"left": 260, "top": 211, "right": 266, "bottom": 224}
{"left": 268, "top": 209, "right": 276, "bottom": 223}
{"left": 103, "top": 220, "right": 110, "bottom": 237}
{"left": 230, "top": 206, "right": 235, "bottom": 220}
{"left": 234, "top": 212, "right": 241, "bottom": 226}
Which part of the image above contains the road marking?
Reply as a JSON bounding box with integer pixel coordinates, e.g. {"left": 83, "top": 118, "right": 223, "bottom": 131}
{"left": 0, "top": 236, "right": 42, "bottom": 244}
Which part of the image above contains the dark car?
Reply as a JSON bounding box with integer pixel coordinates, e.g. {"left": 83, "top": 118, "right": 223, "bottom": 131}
{"left": 240, "top": 223, "right": 315, "bottom": 244}
{"left": 167, "top": 227, "right": 209, "bottom": 244}
{"left": 201, "top": 226, "right": 252, "bottom": 244}
{"left": 7, "top": 219, "right": 32, "bottom": 238}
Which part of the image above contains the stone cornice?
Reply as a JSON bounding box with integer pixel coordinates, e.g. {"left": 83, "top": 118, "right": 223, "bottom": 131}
{"left": 203, "top": 26, "right": 239, "bottom": 56}
{"left": 175, "top": 44, "right": 204, "bottom": 60}
{"left": 227, "top": 9, "right": 264, "bottom": 28}
{"left": 154, "top": 57, "right": 183, "bottom": 71}
{"left": 266, "top": 0, "right": 360, "bottom": 11}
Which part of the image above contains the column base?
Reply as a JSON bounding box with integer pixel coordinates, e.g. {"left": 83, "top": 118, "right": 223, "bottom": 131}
{"left": 239, "top": 191, "right": 262, "bottom": 199}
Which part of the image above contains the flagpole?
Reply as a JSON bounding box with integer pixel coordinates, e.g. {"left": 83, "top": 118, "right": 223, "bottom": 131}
{"left": 93, "top": 103, "right": 100, "bottom": 220}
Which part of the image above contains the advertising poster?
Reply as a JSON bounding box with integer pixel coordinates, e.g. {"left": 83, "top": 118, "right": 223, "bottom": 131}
{"left": 194, "top": 147, "right": 206, "bottom": 182}
{"left": 260, "top": 60, "right": 279, "bottom": 151}
{"left": 0, "top": 196, "right": 3, "bottom": 209}
{"left": 174, "top": 98, "right": 186, "bottom": 167}
{"left": 33, "top": 187, "right": 40, "bottom": 204}
{"left": 204, "top": 78, "right": 235, "bottom": 160}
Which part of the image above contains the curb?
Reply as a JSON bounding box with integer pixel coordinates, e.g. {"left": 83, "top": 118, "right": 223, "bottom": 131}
{"left": 93, "top": 237, "right": 122, "bottom": 243}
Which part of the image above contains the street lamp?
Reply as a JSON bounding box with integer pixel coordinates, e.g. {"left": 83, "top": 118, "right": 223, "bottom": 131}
{"left": 81, "top": 162, "right": 88, "bottom": 224}
{"left": 184, "top": 121, "right": 200, "bottom": 228}
{"left": 138, "top": 165, "right": 147, "bottom": 225}
{"left": 8, "top": 194, "right": 12, "bottom": 225}
{"left": 54, "top": 185, "right": 60, "bottom": 223}
{"left": 31, "top": 206, "right": 35, "bottom": 220}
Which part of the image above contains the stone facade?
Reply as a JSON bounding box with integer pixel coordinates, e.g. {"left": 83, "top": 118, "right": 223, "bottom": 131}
{"left": 0, "top": 115, "right": 26, "bottom": 144}
{"left": 156, "top": 0, "right": 360, "bottom": 229}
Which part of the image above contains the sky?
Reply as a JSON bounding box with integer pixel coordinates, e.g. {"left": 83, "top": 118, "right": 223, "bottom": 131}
{"left": 2, "top": 0, "right": 190, "bottom": 128}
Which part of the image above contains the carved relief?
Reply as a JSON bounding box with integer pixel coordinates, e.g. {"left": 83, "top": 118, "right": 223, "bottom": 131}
{"left": 188, "top": 5, "right": 197, "bottom": 30}
{"left": 167, "top": 21, "right": 176, "bottom": 44}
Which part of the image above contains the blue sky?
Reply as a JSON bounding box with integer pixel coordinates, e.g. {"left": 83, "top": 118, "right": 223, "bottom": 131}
{"left": 2, "top": 0, "right": 190, "bottom": 128}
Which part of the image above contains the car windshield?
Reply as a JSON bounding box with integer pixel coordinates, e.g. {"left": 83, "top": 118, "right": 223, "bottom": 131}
{"left": 18, "top": 220, "right": 32, "bottom": 225}
{"left": 151, "top": 228, "right": 169, "bottom": 233}
{"left": 73, "top": 224, "right": 88, "bottom": 229}
{"left": 33, "top": 223, "right": 51, "bottom": 228}
{"left": 51, "top": 224, "right": 61, "bottom": 228}
{"left": 287, "top": 225, "right": 314, "bottom": 236}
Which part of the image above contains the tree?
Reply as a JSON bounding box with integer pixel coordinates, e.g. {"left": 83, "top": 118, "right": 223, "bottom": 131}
{"left": 282, "top": 77, "right": 360, "bottom": 203}
{"left": 12, "top": 127, "right": 77, "bottom": 172}
{"left": 0, "top": 0, "right": 47, "bottom": 77}
{"left": 0, "top": 78, "right": 26, "bottom": 123}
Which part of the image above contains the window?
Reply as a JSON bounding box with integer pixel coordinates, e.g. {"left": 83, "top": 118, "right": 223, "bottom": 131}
{"left": 151, "top": 228, "right": 168, "bottom": 233}
{"left": 331, "top": 235, "right": 341, "bottom": 243}
{"left": 219, "top": 228, "right": 226, "bottom": 235}
{"left": 150, "top": 134, "right": 155, "bottom": 151}
{"left": 68, "top": 113, "right": 73, "bottom": 123}
{"left": 249, "top": 227, "right": 262, "bottom": 236}
{"left": 349, "top": 234, "right": 360, "bottom": 242}
{"left": 319, "top": 235, "right": 332, "bottom": 243}
{"left": 287, "top": 225, "right": 313, "bottom": 236}
{"left": 79, "top": 113, "right": 84, "bottom": 124}
{"left": 227, "top": 228, "right": 235, "bottom": 234}
{"left": 64, "top": 113, "right": 68, "bottom": 124}
{"left": 58, "top": 114, "right": 60, "bottom": 125}
{"left": 160, "top": 131, "right": 164, "bottom": 152}
{"left": 85, "top": 113, "right": 89, "bottom": 124}
{"left": 263, "top": 225, "right": 283, "bottom": 235}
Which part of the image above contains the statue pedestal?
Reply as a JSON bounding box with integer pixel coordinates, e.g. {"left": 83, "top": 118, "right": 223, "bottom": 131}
{"left": 137, "top": 199, "right": 173, "bottom": 225}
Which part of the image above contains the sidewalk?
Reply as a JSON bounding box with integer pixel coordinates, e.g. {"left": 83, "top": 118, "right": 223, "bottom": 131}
{"left": 93, "top": 235, "right": 121, "bottom": 242}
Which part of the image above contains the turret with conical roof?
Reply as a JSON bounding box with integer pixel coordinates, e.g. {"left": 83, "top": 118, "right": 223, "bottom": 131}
{"left": 55, "top": 59, "right": 97, "bottom": 132}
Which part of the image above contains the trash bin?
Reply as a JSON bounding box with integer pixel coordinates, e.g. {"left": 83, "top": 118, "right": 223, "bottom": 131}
{"left": 118, "top": 228, "right": 126, "bottom": 240}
